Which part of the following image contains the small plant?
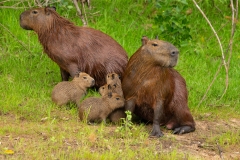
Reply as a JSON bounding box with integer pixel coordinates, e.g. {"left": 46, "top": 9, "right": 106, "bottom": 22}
{"left": 115, "top": 111, "right": 137, "bottom": 138}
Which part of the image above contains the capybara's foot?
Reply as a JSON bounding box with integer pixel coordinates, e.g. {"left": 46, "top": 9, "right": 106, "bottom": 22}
{"left": 149, "top": 125, "right": 164, "bottom": 138}
{"left": 172, "top": 126, "right": 195, "bottom": 135}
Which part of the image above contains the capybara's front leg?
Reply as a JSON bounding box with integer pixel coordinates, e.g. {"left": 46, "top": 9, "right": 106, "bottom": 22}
{"left": 67, "top": 64, "right": 81, "bottom": 78}
{"left": 124, "top": 98, "right": 136, "bottom": 113}
{"left": 150, "top": 101, "right": 164, "bottom": 138}
{"left": 60, "top": 68, "right": 70, "bottom": 81}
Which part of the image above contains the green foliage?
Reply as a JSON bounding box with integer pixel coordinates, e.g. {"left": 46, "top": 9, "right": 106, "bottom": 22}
{"left": 152, "top": 0, "right": 192, "bottom": 47}
{"left": 115, "top": 111, "right": 137, "bottom": 138}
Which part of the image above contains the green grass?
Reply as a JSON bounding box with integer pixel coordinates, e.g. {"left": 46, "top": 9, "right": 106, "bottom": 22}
{"left": 0, "top": 0, "right": 240, "bottom": 159}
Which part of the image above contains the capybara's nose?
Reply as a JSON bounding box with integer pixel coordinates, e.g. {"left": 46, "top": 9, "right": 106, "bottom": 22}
{"left": 170, "top": 50, "right": 179, "bottom": 56}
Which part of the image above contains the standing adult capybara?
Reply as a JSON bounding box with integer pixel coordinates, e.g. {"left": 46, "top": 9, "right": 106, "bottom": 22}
{"left": 51, "top": 72, "right": 94, "bottom": 106}
{"left": 19, "top": 7, "right": 128, "bottom": 88}
{"left": 78, "top": 92, "right": 125, "bottom": 123}
{"left": 122, "top": 36, "right": 195, "bottom": 137}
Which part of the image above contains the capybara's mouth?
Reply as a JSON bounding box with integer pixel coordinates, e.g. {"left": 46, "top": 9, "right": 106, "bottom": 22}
{"left": 91, "top": 80, "right": 95, "bottom": 86}
{"left": 19, "top": 14, "right": 33, "bottom": 30}
{"left": 20, "top": 22, "right": 32, "bottom": 30}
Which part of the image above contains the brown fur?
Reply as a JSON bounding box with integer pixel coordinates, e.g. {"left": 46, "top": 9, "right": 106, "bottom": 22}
{"left": 51, "top": 72, "right": 94, "bottom": 106}
{"left": 99, "top": 73, "right": 123, "bottom": 97}
{"left": 122, "top": 36, "right": 195, "bottom": 137}
{"left": 78, "top": 92, "right": 125, "bottom": 123}
{"left": 20, "top": 7, "right": 128, "bottom": 88}
{"left": 99, "top": 73, "right": 126, "bottom": 123}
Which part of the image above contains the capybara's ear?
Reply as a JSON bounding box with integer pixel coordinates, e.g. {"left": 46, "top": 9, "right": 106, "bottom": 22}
{"left": 51, "top": 6, "right": 56, "bottom": 11}
{"left": 107, "top": 84, "right": 112, "bottom": 90}
{"left": 75, "top": 73, "right": 80, "bottom": 77}
{"left": 45, "top": 6, "right": 56, "bottom": 15}
{"left": 141, "top": 36, "right": 149, "bottom": 45}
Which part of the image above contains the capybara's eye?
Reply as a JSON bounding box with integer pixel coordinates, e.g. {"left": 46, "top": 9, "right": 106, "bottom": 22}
{"left": 116, "top": 98, "right": 120, "bottom": 100}
{"left": 32, "top": 10, "right": 38, "bottom": 14}
{"left": 83, "top": 77, "right": 87, "bottom": 79}
{"left": 152, "top": 43, "right": 158, "bottom": 47}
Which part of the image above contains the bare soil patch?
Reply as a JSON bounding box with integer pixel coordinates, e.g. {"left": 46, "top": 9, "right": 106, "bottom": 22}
{"left": 0, "top": 113, "right": 239, "bottom": 159}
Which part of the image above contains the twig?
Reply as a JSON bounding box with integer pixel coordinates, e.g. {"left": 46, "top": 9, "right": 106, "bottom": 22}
{"left": 220, "top": 0, "right": 239, "bottom": 100}
{"left": 0, "top": 23, "right": 32, "bottom": 55}
{"left": 192, "top": 0, "right": 228, "bottom": 107}
{"left": 44, "top": 0, "right": 49, "bottom": 7}
{"left": 72, "top": 0, "right": 87, "bottom": 26}
{"left": 0, "top": 6, "right": 27, "bottom": 9}
{"left": 216, "top": 142, "right": 224, "bottom": 160}
{"left": 34, "top": 0, "right": 42, "bottom": 7}
{"left": 81, "top": 0, "right": 89, "bottom": 25}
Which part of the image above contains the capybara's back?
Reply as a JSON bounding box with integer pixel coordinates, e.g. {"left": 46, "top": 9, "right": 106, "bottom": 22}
{"left": 51, "top": 72, "right": 94, "bottom": 106}
{"left": 20, "top": 7, "right": 128, "bottom": 88}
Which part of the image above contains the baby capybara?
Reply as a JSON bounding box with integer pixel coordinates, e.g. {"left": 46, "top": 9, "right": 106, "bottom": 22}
{"left": 20, "top": 7, "right": 128, "bottom": 88}
{"left": 99, "top": 73, "right": 126, "bottom": 123}
{"left": 99, "top": 73, "right": 123, "bottom": 97}
{"left": 78, "top": 92, "right": 125, "bottom": 123}
{"left": 122, "top": 36, "right": 195, "bottom": 137}
{"left": 52, "top": 72, "right": 94, "bottom": 106}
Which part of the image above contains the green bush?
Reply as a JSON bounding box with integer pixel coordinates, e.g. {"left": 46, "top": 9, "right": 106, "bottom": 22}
{"left": 152, "top": 0, "right": 192, "bottom": 47}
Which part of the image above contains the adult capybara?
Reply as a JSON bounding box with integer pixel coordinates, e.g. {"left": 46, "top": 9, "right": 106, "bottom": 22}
{"left": 78, "top": 92, "right": 125, "bottom": 123}
{"left": 19, "top": 7, "right": 128, "bottom": 88}
{"left": 122, "top": 36, "right": 195, "bottom": 137}
{"left": 52, "top": 72, "right": 94, "bottom": 106}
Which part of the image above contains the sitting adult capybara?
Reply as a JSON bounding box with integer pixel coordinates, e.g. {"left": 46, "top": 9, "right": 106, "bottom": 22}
{"left": 19, "top": 7, "right": 128, "bottom": 88}
{"left": 78, "top": 92, "right": 125, "bottom": 123}
{"left": 122, "top": 36, "right": 195, "bottom": 137}
{"left": 99, "top": 73, "right": 126, "bottom": 123}
{"left": 52, "top": 72, "right": 94, "bottom": 106}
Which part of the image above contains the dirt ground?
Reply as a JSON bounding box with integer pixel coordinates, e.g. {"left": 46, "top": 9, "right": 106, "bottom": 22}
{"left": 156, "top": 118, "right": 240, "bottom": 159}
{"left": 0, "top": 112, "right": 240, "bottom": 159}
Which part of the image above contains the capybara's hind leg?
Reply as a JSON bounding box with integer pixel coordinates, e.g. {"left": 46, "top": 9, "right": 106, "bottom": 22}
{"left": 172, "top": 126, "right": 195, "bottom": 135}
{"left": 60, "top": 68, "right": 70, "bottom": 81}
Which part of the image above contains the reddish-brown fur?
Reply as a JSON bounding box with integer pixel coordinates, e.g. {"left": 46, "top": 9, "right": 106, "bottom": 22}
{"left": 122, "top": 36, "right": 195, "bottom": 137}
{"left": 20, "top": 7, "right": 128, "bottom": 88}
